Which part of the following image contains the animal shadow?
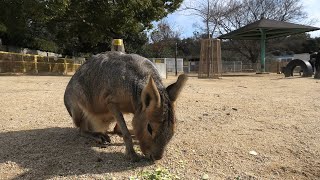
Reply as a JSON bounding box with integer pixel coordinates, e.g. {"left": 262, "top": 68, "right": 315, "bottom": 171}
{"left": 0, "top": 127, "right": 152, "bottom": 179}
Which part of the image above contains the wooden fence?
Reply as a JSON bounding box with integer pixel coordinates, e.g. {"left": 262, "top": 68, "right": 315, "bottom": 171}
{"left": 0, "top": 51, "right": 83, "bottom": 75}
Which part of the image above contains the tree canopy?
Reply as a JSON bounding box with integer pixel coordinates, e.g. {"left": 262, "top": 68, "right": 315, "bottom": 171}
{"left": 0, "top": 0, "right": 183, "bottom": 55}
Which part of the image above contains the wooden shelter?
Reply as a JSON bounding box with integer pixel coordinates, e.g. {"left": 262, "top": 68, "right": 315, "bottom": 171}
{"left": 219, "top": 18, "right": 320, "bottom": 73}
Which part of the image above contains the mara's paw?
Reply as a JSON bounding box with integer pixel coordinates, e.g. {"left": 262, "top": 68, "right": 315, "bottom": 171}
{"left": 125, "top": 150, "right": 141, "bottom": 162}
{"left": 94, "top": 133, "right": 111, "bottom": 145}
{"left": 81, "top": 131, "right": 111, "bottom": 145}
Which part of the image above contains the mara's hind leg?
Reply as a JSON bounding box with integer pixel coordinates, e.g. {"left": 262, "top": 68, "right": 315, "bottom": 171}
{"left": 72, "top": 107, "right": 112, "bottom": 145}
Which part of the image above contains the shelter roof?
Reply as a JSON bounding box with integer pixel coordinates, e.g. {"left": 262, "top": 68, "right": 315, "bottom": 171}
{"left": 219, "top": 18, "right": 320, "bottom": 40}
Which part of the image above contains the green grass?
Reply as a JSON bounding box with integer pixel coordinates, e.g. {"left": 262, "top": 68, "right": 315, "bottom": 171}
{"left": 130, "top": 167, "right": 180, "bottom": 180}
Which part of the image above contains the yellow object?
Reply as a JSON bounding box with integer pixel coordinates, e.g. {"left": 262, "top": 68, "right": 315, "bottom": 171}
{"left": 113, "top": 39, "right": 123, "bottom": 46}
{"left": 155, "top": 59, "right": 162, "bottom": 63}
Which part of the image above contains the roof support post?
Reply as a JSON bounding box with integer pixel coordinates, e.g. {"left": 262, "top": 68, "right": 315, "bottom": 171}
{"left": 260, "top": 29, "right": 266, "bottom": 73}
{"left": 260, "top": 28, "right": 266, "bottom": 72}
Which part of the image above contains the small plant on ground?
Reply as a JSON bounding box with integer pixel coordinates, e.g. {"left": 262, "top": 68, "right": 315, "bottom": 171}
{"left": 130, "top": 167, "right": 180, "bottom": 180}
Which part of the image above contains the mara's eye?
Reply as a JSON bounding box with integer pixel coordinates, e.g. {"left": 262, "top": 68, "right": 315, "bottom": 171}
{"left": 147, "top": 123, "right": 153, "bottom": 135}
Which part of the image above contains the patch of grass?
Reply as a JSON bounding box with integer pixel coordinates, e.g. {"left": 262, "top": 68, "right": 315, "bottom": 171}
{"left": 130, "top": 167, "right": 180, "bottom": 180}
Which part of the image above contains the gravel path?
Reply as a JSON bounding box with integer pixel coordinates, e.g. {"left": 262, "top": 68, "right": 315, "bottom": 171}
{"left": 0, "top": 74, "right": 319, "bottom": 179}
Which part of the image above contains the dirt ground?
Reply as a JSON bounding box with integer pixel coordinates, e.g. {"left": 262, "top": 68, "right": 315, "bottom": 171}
{"left": 0, "top": 73, "right": 319, "bottom": 180}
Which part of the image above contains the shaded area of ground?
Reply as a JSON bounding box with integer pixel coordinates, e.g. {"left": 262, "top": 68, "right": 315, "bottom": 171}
{"left": 0, "top": 127, "right": 151, "bottom": 179}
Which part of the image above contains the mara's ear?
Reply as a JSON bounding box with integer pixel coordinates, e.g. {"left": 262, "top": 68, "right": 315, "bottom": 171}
{"left": 141, "top": 76, "right": 161, "bottom": 110}
{"left": 166, "top": 74, "right": 188, "bottom": 102}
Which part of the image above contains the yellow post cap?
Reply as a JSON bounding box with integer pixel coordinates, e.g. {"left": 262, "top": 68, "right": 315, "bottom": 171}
{"left": 113, "top": 39, "right": 123, "bottom": 46}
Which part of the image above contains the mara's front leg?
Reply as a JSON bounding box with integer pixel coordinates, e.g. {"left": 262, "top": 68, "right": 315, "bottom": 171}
{"left": 113, "top": 123, "right": 135, "bottom": 138}
{"left": 107, "top": 103, "right": 140, "bottom": 162}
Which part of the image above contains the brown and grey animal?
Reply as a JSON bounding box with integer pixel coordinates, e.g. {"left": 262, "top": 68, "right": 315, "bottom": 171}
{"left": 64, "top": 51, "right": 187, "bottom": 161}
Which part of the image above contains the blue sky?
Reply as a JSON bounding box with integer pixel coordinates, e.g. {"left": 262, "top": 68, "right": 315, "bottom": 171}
{"left": 163, "top": 0, "right": 320, "bottom": 38}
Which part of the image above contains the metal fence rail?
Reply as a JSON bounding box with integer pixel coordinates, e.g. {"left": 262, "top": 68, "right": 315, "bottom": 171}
{"left": 221, "top": 61, "right": 289, "bottom": 73}
{"left": 222, "top": 61, "right": 243, "bottom": 72}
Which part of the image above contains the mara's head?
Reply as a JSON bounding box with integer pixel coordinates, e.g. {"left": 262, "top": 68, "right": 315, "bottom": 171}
{"left": 133, "top": 74, "right": 187, "bottom": 161}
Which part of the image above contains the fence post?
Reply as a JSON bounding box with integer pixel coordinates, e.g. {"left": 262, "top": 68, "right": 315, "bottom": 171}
{"left": 22, "top": 54, "right": 26, "bottom": 73}
{"left": 9, "top": 53, "right": 13, "bottom": 72}
{"left": 111, "top": 39, "right": 125, "bottom": 53}
{"left": 49, "top": 62, "right": 52, "bottom": 72}
{"left": 34, "top": 55, "right": 38, "bottom": 74}
{"left": 72, "top": 60, "right": 75, "bottom": 72}
{"left": 64, "top": 58, "right": 68, "bottom": 75}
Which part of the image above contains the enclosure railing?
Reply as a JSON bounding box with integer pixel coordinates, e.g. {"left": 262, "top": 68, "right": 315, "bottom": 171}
{"left": 189, "top": 60, "right": 289, "bottom": 74}
{"left": 0, "top": 51, "right": 83, "bottom": 75}
{"left": 222, "top": 61, "right": 243, "bottom": 72}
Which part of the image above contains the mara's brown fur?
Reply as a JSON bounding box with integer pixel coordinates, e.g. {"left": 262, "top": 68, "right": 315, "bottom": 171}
{"left": 64, "top": 51, "right": 187, "bottom": 161}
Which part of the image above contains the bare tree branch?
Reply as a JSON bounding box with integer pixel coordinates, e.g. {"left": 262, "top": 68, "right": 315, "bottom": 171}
{"left": 216, "top": 0, "right": 308, "bottom": 63}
